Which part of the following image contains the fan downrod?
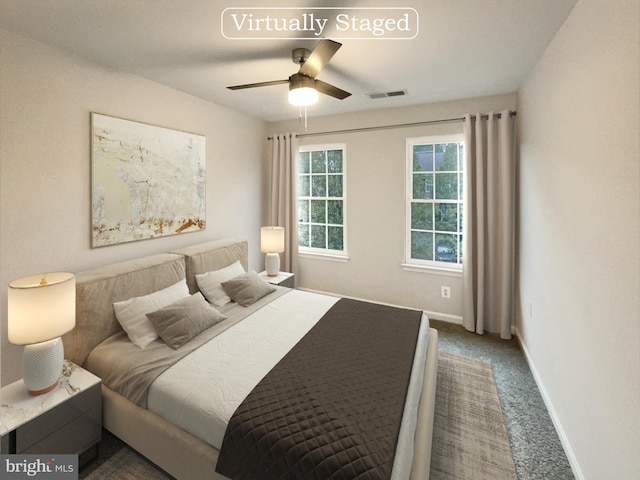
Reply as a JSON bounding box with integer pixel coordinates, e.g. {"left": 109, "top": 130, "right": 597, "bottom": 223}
{"left": 292, "top": 48, "right": 311, "bottom": 66}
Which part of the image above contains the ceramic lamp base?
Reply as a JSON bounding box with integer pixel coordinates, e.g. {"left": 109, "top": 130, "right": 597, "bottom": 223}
{"left": 23, "top": 337, "right": 63, "bottom": 395}
{"left": 265, "top": 252, "right": 281, "bottom": 277}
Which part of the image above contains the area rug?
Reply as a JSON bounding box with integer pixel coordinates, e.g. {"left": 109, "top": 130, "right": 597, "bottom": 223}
{"left": 83, "top": 352, "right": 517, "bottom": 480}
{"left": 82, "top": 447, "right": 170, "bottom": 480}
{"left": 429, "top": 352, "right": 518, "bottom": 480}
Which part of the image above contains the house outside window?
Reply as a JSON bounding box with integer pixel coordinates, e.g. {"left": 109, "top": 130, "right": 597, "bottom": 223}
{"left": 298, "top": 144, "right": 346, "bottom": 256}
{"left": 406, "top": 134, "right": 464, "bottom": 270}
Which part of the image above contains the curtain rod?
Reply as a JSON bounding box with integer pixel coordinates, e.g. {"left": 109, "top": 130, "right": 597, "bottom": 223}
{"left": 268, "top": 110, "right": 516, "bottom": 140}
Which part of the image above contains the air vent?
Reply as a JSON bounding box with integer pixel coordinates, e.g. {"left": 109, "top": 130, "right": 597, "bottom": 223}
{"left": 367, "top": 90, "right": 407, "bottom": 99}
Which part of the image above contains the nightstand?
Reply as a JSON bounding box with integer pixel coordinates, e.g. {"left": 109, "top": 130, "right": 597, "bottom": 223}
{"left": 258, "top": 270, "right": 295, "bottom": 288}
{"left": 1, "top": 360, "right": 101, "bottom": 458}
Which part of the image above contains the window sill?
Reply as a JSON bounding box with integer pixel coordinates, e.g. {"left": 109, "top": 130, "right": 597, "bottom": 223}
{"left": 299, "top": 251, "right": 350, "bottom": 263}
{"left": 401, "top": 263, "right": 462, "bottom": 277}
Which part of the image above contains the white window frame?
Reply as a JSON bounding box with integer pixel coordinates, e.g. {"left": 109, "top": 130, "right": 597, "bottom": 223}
{"left": 297, "top": 143, "right": 348, "bottom": 260}
{"left": 404, "top": 134, "right": 464, "bottom": 274}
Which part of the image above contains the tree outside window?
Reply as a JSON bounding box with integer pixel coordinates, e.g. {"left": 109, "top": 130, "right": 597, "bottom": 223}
{"left": 298, "top": 145, "right": 346, "bottom": 253}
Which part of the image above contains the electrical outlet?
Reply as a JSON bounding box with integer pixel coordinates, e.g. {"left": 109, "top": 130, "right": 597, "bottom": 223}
{"left": 441, "top": 286, "right": 451, "bottom": 299}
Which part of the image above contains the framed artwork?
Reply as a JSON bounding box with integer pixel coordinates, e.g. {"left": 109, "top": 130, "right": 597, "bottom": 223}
{"left": 91, "top": 113, "right": 206, "bottom": 247}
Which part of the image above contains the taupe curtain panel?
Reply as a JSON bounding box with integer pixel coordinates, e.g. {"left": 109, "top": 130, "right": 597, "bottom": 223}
{"left": 462, "top": 111, "right": 516, "bottom": 339}
{"left": 270, "top": 133, "right": 299, "bottom": 279}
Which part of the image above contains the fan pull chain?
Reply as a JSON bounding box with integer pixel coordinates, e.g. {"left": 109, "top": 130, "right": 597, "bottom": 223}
{"left": 298, "top": 105, "right": 309, "bottom": 131}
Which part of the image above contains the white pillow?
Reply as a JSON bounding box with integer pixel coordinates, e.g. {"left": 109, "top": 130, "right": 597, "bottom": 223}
{"left": 113, "top": 280, "right": 190, "bottom": 348}
{"left": 196, "top": 260, "right": 245, "bottom": 307}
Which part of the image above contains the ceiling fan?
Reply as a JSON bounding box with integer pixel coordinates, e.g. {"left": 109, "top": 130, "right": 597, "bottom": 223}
{"left": 227, "top": 39, "right": 352, "bottom": 106}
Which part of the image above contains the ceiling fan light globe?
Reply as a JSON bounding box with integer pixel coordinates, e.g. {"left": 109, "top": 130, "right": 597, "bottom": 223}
{"left": 288, "top": 87, "right": 319, "bottom": 106}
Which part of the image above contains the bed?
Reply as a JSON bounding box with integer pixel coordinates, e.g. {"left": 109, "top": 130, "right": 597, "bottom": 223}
{"left": 62, "top": 238, "right": 438, "bottom": 480}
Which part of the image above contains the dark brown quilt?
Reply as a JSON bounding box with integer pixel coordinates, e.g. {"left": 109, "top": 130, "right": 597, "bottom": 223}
{"left": 215, "top": 298, "right": 422, "bottom": 480}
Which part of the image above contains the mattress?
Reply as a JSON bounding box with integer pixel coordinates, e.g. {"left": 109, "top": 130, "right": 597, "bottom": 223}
{"left": 147, "top": 289, "right": 339, "bottom": 449}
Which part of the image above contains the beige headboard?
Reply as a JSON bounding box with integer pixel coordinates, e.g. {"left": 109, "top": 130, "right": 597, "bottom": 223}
{"left": 62, "top": 238, "right": 249, "bottom": 367}
{"left": 171, "top": 238, "right": 248, "bottom": 293}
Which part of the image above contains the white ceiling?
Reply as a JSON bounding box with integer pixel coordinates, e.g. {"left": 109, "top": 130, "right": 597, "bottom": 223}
{"left": 0, "top": 0, "right": 577, "bottom": 122}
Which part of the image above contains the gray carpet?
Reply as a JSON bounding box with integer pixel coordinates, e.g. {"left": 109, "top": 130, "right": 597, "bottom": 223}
{"left": 81, "top": 321, "right": 575, "bottom": 479}
{"left": 431, "top": 320, "right": 574, "bottom": 479}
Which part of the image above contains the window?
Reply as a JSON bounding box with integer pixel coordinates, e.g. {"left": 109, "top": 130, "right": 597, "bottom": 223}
{"left": 298, "top": 144, "right": 346, "bottom": 255}
{"left": 406, "top": 135, "right": 464, "bottom": 269}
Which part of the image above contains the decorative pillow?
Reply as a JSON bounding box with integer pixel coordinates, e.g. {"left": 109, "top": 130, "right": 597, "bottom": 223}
{"left": 195, "top": 260, "right": 245, "bottom": 307}
{"left": 113, "top": 280, "right": 189, "bottom": 349}
{"left": 221, "top": 271, "right": 276, "bottom": 307}
{"left": 146, "top": 292, "right": 228, "bottom": 349}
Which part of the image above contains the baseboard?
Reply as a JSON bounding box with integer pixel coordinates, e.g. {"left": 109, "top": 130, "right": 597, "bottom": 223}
{"left": 296, "top": 287, "right": 463, "bottom": 325}
{"left": 422, "top": 310, "right": 463, "bottom": 325}
{"left": 514, "top": 328, "right": 585, "bottom": 480}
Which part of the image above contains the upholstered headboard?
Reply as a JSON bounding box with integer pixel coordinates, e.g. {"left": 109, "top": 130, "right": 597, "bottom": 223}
{"left": 62, "top": 238, "right": 249, "bottom": 367}
{"left": 171, "top": 238, "right": 248, "bottom": 293}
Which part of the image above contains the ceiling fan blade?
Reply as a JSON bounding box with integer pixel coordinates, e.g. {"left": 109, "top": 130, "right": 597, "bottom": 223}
{"left": 315, "top": 80, "right": 352, "bottom": 100}
{"left": 227, "top": 79, "right": 288, "bottom": 90}
{"left": 299, "top": 39, "right": 342, "bottom": 78}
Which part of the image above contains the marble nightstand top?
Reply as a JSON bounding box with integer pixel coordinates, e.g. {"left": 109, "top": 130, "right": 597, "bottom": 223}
{"left": 0, "top": 360, "right": 101, "bottom": 435}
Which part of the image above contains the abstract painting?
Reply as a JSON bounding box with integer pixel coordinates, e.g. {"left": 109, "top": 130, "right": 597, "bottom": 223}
{"left": 91, "top": 113, "right": 206, "bottom": 247}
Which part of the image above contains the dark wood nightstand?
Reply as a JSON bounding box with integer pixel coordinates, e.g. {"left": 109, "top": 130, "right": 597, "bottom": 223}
{"left": 1, "top": 360, "right": 101, "bottom": 459}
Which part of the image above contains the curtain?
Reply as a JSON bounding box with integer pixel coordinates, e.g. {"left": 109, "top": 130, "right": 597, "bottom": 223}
{"left": 462, "top": 111, "right": 515, "bottom": 339}
{"left": 270, "top": 133, "right": 299, "bottom": 278}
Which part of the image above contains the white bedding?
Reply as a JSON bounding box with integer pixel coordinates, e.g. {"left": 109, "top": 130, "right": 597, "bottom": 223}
{"left": 147, "top": 289, "right": 430, "bottom": 479}
{"left": 147, "top": 289, "right": 339, "bottom": 449}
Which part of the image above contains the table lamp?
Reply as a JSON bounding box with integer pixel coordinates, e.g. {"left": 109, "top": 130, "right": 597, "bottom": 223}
{"left": 8, "top": 272, "right": 76, "bottom": 395}
{"left": 261, "top": 226, "right": 285, "bottom": 276}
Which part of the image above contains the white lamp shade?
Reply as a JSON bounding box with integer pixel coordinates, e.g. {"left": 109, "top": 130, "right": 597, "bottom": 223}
{"left": 8, "top": 272, "right": 76, "bottom": 345}
{"left": 261, "top": 226, "right": 285, "bottom": 253}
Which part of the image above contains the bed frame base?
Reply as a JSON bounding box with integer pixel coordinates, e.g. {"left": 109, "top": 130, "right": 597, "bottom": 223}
{"left": 103, "top": 384, "right": 224, "bottom": 479}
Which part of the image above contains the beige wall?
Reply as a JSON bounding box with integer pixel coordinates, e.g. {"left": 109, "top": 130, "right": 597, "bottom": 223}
{"left": 268, "top": 93, "right": 516, "bottom": 319}
{"left": 0, "top": 29, "right": 266, "bottom": 385}
{"left": 4, "top": 3, "right": 638, "bottom": 476}
{"left": 517, "top": 0, "right": 640, "bottom": 478}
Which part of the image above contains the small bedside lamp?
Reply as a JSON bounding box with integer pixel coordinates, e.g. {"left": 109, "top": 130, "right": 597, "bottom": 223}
{"left": 261, "top": 226, "right": 285, "bottom": 277}
{"left": 8, "top": 272, "right": 76, "bottom": 395}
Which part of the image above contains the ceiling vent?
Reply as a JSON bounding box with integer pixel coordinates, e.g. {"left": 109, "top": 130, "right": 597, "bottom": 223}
{"left": 367, "top": 90, "right": 407, "bottom": 99}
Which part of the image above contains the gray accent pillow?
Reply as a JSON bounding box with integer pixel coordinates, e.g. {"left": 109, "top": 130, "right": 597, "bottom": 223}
{"left": 146, "top": 292, "right": 227, "bottom": 349}
{"left": 221, "top": 271, "right": 276, "bottom": 307}
{"left": 113, "top": 279, "right": 190, "bottom": 349}
{"left": 195, "top": 260, "right": 245, "bottom": 307}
